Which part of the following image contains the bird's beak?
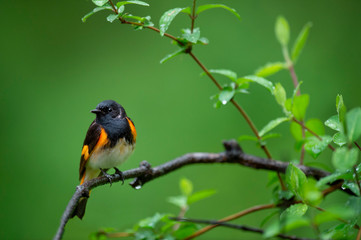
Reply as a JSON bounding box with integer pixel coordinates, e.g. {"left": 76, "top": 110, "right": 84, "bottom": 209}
{"left": 90, "top": 109, "right": 102, "bottom": 114}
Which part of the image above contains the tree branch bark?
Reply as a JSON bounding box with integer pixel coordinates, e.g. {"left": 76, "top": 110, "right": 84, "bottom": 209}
{"left": 53, "top": 140, "right": 347, "bottom": 240}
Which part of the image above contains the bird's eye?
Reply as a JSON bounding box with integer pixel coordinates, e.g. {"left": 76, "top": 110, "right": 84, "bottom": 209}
{"left": 108, "top": 107, "right": 112, "bottom": 112}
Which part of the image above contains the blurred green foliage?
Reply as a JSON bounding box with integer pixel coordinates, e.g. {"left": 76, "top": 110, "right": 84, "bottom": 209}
{"left": 1, "top": 0, "right": 361, "bottom": 239}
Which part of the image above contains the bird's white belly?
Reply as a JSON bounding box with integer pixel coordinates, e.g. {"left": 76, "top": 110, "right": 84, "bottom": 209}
{"left": 88, "top": 139, "right": 134, "bottom": 169}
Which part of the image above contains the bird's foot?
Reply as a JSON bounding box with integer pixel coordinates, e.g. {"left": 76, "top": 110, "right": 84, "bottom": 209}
{"left": 100, "top": 168, "right": 113, "bottom": 187}
{"left": 114, "top": 167, "right": 125, "bottom": 185}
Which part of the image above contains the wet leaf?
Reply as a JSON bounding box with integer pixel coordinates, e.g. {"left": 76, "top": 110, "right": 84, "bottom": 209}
{"left": 259, "top": 117, "right": 289, "bottom": 137}
{"left": 159, "top": 8, "right": 185, "bottom": 36}
{"left": 82, "top": 6, "right": 113, "bottom": 22}
{"left": 304, "top": 136, "right": 332, "bottom": 159}
{"left": 332, "top": 147, "right": 359, "bottom": 172}
{"left": 346, "top": 107, "right": 361, "bottom": 142}
{"left": 208, "top": 69, "right": 237, "bottom": 82}
{"left": 181, "top": 28, "right": 200, "bottom": 43}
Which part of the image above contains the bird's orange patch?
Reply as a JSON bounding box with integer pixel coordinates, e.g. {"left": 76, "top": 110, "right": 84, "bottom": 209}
{"left": 94, "top": 128, "right": 109, "bottom": 151}
{"left": 126, "top": 117, "right": 137, "bottom": 142}
{"left": 80, "top": 174, "right": 86, "bottom": 185}
{"left": 81, "top": 145, "right": 90, "bottom": 161}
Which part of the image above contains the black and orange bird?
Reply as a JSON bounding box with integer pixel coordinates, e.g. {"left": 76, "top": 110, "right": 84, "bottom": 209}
{"left": 72, "top": 100, "right": 137, "bottom": 219}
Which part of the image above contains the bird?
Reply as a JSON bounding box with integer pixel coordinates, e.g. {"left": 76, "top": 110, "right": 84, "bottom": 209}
{"left": 71, "top": 100, "right": 137, "bottom": 219}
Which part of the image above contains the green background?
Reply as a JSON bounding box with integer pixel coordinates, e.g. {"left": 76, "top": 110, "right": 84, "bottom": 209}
{"left": 1, "top": 0, "right": 360, "bottom": 239}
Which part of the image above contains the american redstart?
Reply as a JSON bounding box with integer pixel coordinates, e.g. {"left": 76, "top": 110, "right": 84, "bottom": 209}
{"left": 71, "top": 100, "right": 137, "bottom": 219}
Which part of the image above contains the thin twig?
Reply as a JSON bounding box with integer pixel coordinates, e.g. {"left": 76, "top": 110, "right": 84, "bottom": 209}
{"left": 184, "top": 203, "right": 275, "bottom": 240}
{"left": 292, "top": 118, "right": 335, "bottom": 151}
{"left": 190, "top": 0, "right": 197, "bottom": 33}
{"left": 54, "top": 140, "right": 346, "bottom": 240}
{"left": 172, "top": 217, "right": 315, "bottom": 240}
{"left": 355, "top": 142, "right": 361, "bottom": 151}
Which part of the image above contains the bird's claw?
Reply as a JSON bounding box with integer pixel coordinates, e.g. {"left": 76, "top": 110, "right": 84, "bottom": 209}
{"left": 114, "top": 167, "right": 125, "bottom": 185}
{"left": 100, "top": 168, "right": 113, "bottom": 187}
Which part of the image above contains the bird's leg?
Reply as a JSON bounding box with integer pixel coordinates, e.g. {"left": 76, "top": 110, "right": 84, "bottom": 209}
{"left": 100, "top": 168, "right": 113, "bottom": 187}
{"left": 114, "top": 167, "right": 125, "bottom": 185}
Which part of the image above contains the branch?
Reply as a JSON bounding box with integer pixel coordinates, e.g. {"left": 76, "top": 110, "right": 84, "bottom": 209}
{"left": 54, "top": 140, "right": 351, "bottom": 240}
{"left": 185, "top": 203, "right": 275, "bottom": 239}
{"left": 171, "top": 217, "right": 315, "bottom": 240}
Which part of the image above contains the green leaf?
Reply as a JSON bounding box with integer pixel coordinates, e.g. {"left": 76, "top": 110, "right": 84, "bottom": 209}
{"left": 320, "top": 223, "right": 358, "bottom": 240}
{"left": 259, "top": 117, "right": 290, "bottom": 137}
{"left": 274, "top": 83, "right": 287, "bottom": 108}
{"left": 325, "top": 115, "right": 341, "bottom": 131}
{"left": 82, "top": 6, "right": 113, "bottom": 22}
{"left": 196, "top": 4, "right": 241, "bottom": 21}
{"left": 92, "top": 0, "right": 108, "bottom": 7}
{"left": 218, "top": 86, "right": 235, "bottom": 105}
{"left": 116, "top": 1, "right": 150, "bottom": 8}
{"left": 181, "top": 28, "right": 200, "bottom": 43}
{"left": 107, "top": 14, "right": 119, "bottom": 23}
{"left": 255, "top": 62, "right": 285, "bottom": 77}
{"left": 275, "top": 16, "right": 290, "bottom": 46}
{"left": 159, "top": 8, "right": 185, "bottom": 36}
{"left": 238, "top": 135, "right": 258, "bottom": 142}
{"left": 290, "top": 121, "right": 303, "bottom": 141}
{"left": 291, "top": 22, "right": 312, "bottom": 63}
{"left": 342, "top": 182, "right": 361, "bottom": 196}
{"left": 197, "top": 37, "right": 209, "bottom": 45}
{"left": 280, "top": 204, "right": 308, "bottom": 220}
{"left": 262, "top": 133, "right": 281, "bottom": 141}
{"left": 208, "top": 69, "right": 237, "bottom": 82}
{"left": 160, "top": 48, "right": 185, "bottom": 64}
{"left": 292, "top": 94, "right": 309, "bottom": 121}
{"left": 305, "top": 118, "right": 325, "bottom": 138}
{"left": 181, "top": 7, "right": 191, "bottom": 15}
{"left": 187, "top": 189, "right": 216, "bottom": 205}
{"left": 285, "top": 163, "right": 307, "bottom": 198}
{"left": 346, "top": 107, "right": 361, "bottom": 142}
{"left": 317, "top": 171, "right": 353, "bottom": 187}
{"left": 263, "top": 220, "right": 281, "bottom": 238}
{"left": 333, "top": 132, "right": 347, "bottom": 147}
{"left": 304, "top": 135, "right": 332, "bottom": 159}
{"left": 301, "top": 179, "right": 323, "bottom": 205}
{"left": 168, "top": 196, "right": 187, "bottom": 208}
{"left": 332, "top": 147, "right": 359, "bottom": 172}
{"left": 180, "top": 178, "right": 193, "bottom": 196}
{"left": 336, "top": 94, "right": 347, "bottom": 132}
{"left": 240, "top": 75, "right": 274, "bottom": 93}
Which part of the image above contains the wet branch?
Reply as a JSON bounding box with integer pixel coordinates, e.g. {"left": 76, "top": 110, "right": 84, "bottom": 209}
{"left": 54, "top": 140, "right": 352, "bottom": 240}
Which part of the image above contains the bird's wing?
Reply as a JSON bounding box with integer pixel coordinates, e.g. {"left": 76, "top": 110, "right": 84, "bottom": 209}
{"left": 79, "top": 120, "right": 108, "bottom": 181}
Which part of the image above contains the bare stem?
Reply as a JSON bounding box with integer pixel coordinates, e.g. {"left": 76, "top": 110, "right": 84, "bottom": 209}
{"left": 184, "top": 203, "right": 275, "bottom": 239}
{"left": 190, "top": 0, "right": 197, "bottom": 33}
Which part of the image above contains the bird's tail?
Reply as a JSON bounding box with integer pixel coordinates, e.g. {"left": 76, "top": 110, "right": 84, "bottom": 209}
{"left": 71, "top": 197, "right": 88, "bottom": 219}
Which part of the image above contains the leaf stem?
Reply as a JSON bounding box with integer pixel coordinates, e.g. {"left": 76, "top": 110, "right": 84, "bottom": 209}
{"left": 191, "top": 0, "right": 197, "bottom": 33}
{"left": 354, "top": 141, "right": 361, "bottom": 151}
{"left": 282, "top": 46, "right": 306, "bottom": 164}
{"left": 292, "top": 118, "right": 335, "bottom": 151}
{"left": 184, "top": 203, "right": 275, "bottom": 240}
{"left": 313, "top": 205, "right": 360, "bottom": 230}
